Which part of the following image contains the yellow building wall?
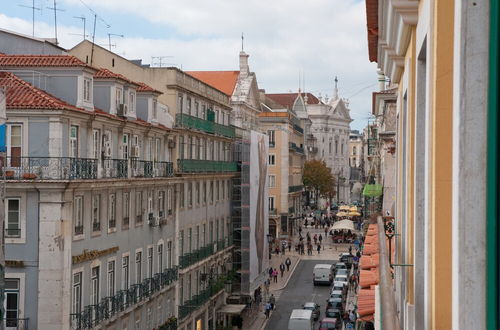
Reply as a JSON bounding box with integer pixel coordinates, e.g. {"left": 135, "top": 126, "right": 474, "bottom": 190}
{"left": 430, "top": 0, "right": 454, "bottom": 328}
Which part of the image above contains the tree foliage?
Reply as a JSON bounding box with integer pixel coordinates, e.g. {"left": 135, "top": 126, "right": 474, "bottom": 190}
{"left": 302, "top": 160, "right": 336, "bottom": 202}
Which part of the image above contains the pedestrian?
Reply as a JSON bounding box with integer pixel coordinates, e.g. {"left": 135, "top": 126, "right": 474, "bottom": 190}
{"left": 269, "top": 294, "right": 276, "bottom": 310}
{"left": 299, "top": 226, "right": 302, "bottom": 235}
{"left": 324, "top": 227, "right": 328, "bottom": 236}
{"left": 280, "top": 263, "right": 285, "bottom": 277}
{"left": 313, "top": 234, "right": 318, "bottom": 244}
{"left": 273, "top": 269, "right": 278, "bottom": 283}
{"left": 264, "top": 303, "right": 271, "bottom": 318}
{"left": 285, "top": 257, "right": 291, "bottom": 271}
{"left": 275, "top": 246, "right": 280, "bottom": 255}
{"left": 268, "top": 267, "right": 273, "bottom": 279}
{"left": 281, "top": 243, "right": 286, "bottom": 255}
{"left": 349, "top": 245, "right": 352, "bottom": 254}
{"left": 319, "top": 234, "right": 323, "bottom": 244}
{"left": 288, "top": 239, "right": 292, "bottom": 252}
{"left": 305, "top": 219, "right": 308, "bottom": 227}
{"left": 317, "top": 243, "right": 321, "bottom": 254}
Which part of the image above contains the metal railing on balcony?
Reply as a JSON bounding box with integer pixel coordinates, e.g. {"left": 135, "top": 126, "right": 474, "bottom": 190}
{"left": 175, "top": 113, "right": 235, "bottom": 138}
{"left": 131, "top": 159, "right": 153, "bottom": 177}
{"left": 289, "top": 207, "right": 295, "bottom": 214}
{"left": 293, "top": 124, "right": 304, "bottom": 134}
{"left": 70, "top": 267, "right": 178, "bottom": 330}
{"left": 1, "top": 157, "right": 97, "bottom": 180}
{"left": 179, "top": 236, "right": 233, "bottom": 269}
{"left": 177, "top": 159, "right": 237, "bottom": 173}
{"left": 288, "top": 185, "right": 303, "bottom": 193}
{"left": 102, "top": 159, "right": 128, "bottom": 178}
{"left": 4, "top": 318, "right": 29, "bottom": 330}
{"left": 156, "top": 161, "right": 174, "bottom": 177}
{"left": 288, "top": 142, "right": 304, "bottom": 154}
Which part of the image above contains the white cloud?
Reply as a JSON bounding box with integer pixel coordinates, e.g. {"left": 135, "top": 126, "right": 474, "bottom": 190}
{"left": 1, "top": 0, "right": 379, "bottom": 129}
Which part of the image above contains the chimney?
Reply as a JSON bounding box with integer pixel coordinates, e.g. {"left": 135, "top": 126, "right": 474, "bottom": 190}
{"left": 239, "top": 51, "right": 249, "bottom": 77}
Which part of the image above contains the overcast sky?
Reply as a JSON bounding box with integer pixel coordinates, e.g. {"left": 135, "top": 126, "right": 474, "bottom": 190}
{"left": 1, "top": 0, "right": 378, "bottom": 130}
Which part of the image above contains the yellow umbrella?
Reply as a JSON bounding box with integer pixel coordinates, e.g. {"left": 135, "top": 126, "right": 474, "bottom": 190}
{"left": 348, "top": 211, "right": 361, "bottom": 217}
{"left": 336, "top": 212, "right": 349, "bottom": 217}
{"left": 349, "top": 206, "right": 358, "bottom": 212}
{"left": 339, "top": 205, "right": 350, "bottom": 211}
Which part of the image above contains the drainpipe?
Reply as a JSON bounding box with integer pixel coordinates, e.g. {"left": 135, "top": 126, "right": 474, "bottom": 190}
{"left": 377, "top": 216, "right": 400, "bottom": 329}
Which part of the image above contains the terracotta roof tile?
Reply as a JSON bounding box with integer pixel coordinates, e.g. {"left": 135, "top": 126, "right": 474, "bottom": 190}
{"left": 0, "top": 54, "right": 92, "bottom": 68}
{"left": 136, "top": 81, "right": 162, "bottom": 94}
{"left": 185, "top": 71, "right": 239, "bottom": 96}
{"left": 94, "top": 68, "right": 139, "bottom": 86}
{"left": 266, "top": 92, "right": 320, "bottom": 109}
{"left": 0, "top": 71, "right": 86, "bottom": 112}
{"left": 365, "top": 0, "right": 378, "bottom": 62}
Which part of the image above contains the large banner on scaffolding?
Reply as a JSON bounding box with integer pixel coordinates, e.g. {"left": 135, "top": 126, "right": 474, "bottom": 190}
{"left": 249, "top": 130, "right": 269, "bottom": 285}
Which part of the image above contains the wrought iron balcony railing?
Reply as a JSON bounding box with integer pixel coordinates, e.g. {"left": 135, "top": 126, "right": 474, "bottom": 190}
{"left": 288, "top": 142, "right": 305, "bottom": 154}
{"left": 70, "top": 267, "right": 178, "bottom": 330}
{"left": 293, "top": 123, "right": 304, "bottom": 134}
{"left": 179, "top": 236, "right": 233, "bottom": 269}
{"left": 131, "top": 160, "right": 153, "bottom": 177}
{"left": 102, "top": 159, "right": 128, "bottom": 178}
{"left": 4, "top": 318, "right": 29, "bottom": 330}
{"left": 1, "top": 157, "right": 97, "bottom": 180}
{"left": 288, "top": 185, "right": 304, "bottom": 193}
{"left": 177, "top": 159, "right": 237, "bottom": 173}
{"left": 175, "top": 113, "right": 235, "bottom": 138}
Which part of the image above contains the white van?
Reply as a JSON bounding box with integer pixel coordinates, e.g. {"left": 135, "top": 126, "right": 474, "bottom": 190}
{"left": 288, "top": 309, "right": 314, "bottom": 330}
{"left": 313, "top": 264, "right": 334, "bottom": 285}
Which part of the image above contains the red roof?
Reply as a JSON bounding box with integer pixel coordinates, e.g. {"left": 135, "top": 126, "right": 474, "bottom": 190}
{"left": 0, "top": 54, "right": 91, "bottom": 68}
{"left": 185, "top": 71, "right": 239, "bottom": 96}
{"left": 0, "top": 71, "right": 86, "bottom": 112}
{"left": 94, "top": 68, "right": 139, "bottom": 86}
{"left": 266, "top": 93, "right": 320, "bottom": 109}
{"left": 136, "top": 81, "right": 162, "bottom": 94}
{"left": 365, "top": 0, "right": 378, "bottom": 62}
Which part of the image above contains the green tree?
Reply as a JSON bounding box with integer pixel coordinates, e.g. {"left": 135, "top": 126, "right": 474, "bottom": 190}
{"left": 302, "top": 160, "right": 336, "bottom": 206}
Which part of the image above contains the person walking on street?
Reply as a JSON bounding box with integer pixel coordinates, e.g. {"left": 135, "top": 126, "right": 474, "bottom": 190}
{"left": 313, "top": 234, "right": 318, "bottom": 244}
{"left": 285, "top": 257, "right": 292, "bottom": 271}
{"left": 280, "top": 263, "right": 285, "bottom": 277}
{"left": 268, "top": 267, "right": 273, "bottom": 280}
{"left": 288, "top": 239, "right": 292, "bottom": 252}
{"left": 273, "top": 269, "right": 278, "bottom": 283}
{"left": 324, "top": 226, "right": 328, "bottom": 237}
{"left": 319, "top": 234, "right": 323, "bottom": 244}
{"left": 264, "top": 303, "right": 271, "bottom": 318}
{"left": 317, "top": 243, "right": 321, "bottom": 254}
{"left": 349, "top": 245, "right": 352, "bottom": 254}
{"left": 269, "top": 294, "right": 276, "bottom": 310}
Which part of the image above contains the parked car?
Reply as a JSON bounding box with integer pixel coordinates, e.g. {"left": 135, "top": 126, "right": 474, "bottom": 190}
{"left": 339, "top": 253, "right": 354, "bottom": 267}
{"left": 334, "top": 262, "right": 347, "bottom": 276}
{"left": 325, "top": 308, "right": 342, "bottom": 320}
{"left": 334, "top": 274, "right": 348, "bottom": 285}
{"left": 313, "top": 264, "right": 334, "bottom": 285}
{"left": 335, "top": 268, "right": 349, "bottom": 277}
{"left": 330, "top": 290, "right": 343, "bottom": 300}
{"left": 318, "top": 317, "right": 340, "bottom": 330}
{"left": 302, "top": 302, "right": 321, "bottom": 320}
{"left": 288, "top": 309, "right": 314, "bottom": 330}
{"left": 326, "top": 297, "right": 343, "bottom": 311}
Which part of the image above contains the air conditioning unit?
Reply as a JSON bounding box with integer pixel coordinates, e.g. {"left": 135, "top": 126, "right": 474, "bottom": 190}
{"left": 167, "top": 139, "right": 176, "bottom": 149}
{"left": 131, "top": 145, "right": 140, "bottom": 158}
{"left": 104, "top": 142, "right": 112, "bottom": 157}
{"left": 117, "top": 104, "right": 128, "bottom": 117}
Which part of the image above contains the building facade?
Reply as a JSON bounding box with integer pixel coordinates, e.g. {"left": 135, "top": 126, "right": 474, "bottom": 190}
{"left": 364, "top": 0, "right": 499, "bottom": 329}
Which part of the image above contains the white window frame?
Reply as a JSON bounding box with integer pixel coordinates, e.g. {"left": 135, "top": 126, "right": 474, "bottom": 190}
{"left": 84, "top": 77, "right": 92, "bottom": 102}
{"left": 122, "top": 253, "right": 130, "bottom": 290}
{"left": 147, "top": 246, "right": 154, "bottom": 279}
{"left": 6, "top": 124, "right": 23, "bottom": 163}
{"left": 268, "top": 154, "right": 276, "bottom": 165}
{"left": 5, "top": 273, "right": 25, "bottom": 326}
{"left": 268, "top": 196, "right": 275, "bottom": 210}
{"left": 122, "top": 134, "right": 130, "bottom": 159}
{"left": 107, "top": 258, "right": 116, "bottom": 297}
{"left": 69, "top": 125, "right": 79, "bottom": 158}
{"left": 92, "top": 129, "right": 100, "bottom": 159}
{"left": 90, "top": 265, "right": 100, "bottom": 305}
{"left": 71, "top": 270, "right": 83, "bottom": 316}
{"left": 92, "top": 194, "right": 101, "bottom": 232}
{"left": 268, "top": 175, "right": 276, "bottom": 188}
{"left": 5, "top": 194, "right": 26, "bottom": 244}
{"left": 108, "top": 193, "right": 116, "bottom": 230}
{"left": 135, "top": 249, "right": 143, "bottom": 285}
{"left": 123, "top": 192, "right": 130, "bottom": 228}
{"left": 74, "top": 195, "right": 84, "bottom": 237}
{"left": 157, "top": 242, "right": 164, "bottom": 273}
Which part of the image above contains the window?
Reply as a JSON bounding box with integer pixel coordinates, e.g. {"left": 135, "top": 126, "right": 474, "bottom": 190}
{"left": 135, "top": 251, "right": 142, "bottom": 284}
{"left": 226, "top": 180, "right": 230, "bottom": 199}
{"left": 167, "top": 241, "right": 172, "bottom": 268}
{"left": 92, "top": 129, "right": 100, "bottom": 159}
{"left": 329, "top": 141, "right": 332, "bottom": 154}
{"left": 187, "top": 136, "right": 192, "bottom": 160}
{"left": 157, "top": 244, "right": 164, "bottom": 273}
{"left": 74, "top": 196, "right": 83, "bottom": 235}
{"left": 188, "top": 228, "right": 192, "bottom": 253}
{"left": 108, "top": 260, "right": 115, "bottom": 296}
{"left": 209, "top": 222, "right": 213, "bottom": 244}
{"left": 122, "top": 256, "right": 130, "bottom": 290}
{"left": 186, "top": 97, "right": 192, "bottom": 115}
{"left": 201, "top": 104, "right": 206, "bottom": 119}
{"left": 353, "top": 146, "right": 357, "bottom": 155}
{"left": 177, "top": 93, "right": 184, "bottom": 113}
{"left": 152, "top": 99, "right": 158, "bottom": 120}
{"left": 5, "top": 279, "right": 20, "bottom": 327}
{"left": 116, "top": 87, "right": 123, "bottom": 108}
{"left": 148, "top": 138, "right": 153, "bottom": 161}
{"left": 179, "top": 230, "right": 184, "bottom": 256}
{"left": 196, "top": 182, "right": 200, "bottom": 205}
{"left": 92, "top": 194, "right": 100, "bottom": 232}
{"left": 7, "top": 124, "right": 22, "bottom": 166}
{"left": 167, "top": 187, "right": 173, "bottom": 215}
{"left": 129, "top": 91, "right": 135, "bottom": 114}
{"left": 209, "top": 181, "right": 213, "bottom": 203}
{"left": 109, "top": 194, "right": 116, "bottom": 229}
{"left": 341, "top": 140, "right": 344, "bottom": 154}
{"left": 269, "top": 196, "right": 275, "bottom": 210}
{"left": 70, "top": 125, "right": 79, "bottom": 158}
{"left": 136, "top": 191, "right": 143, "bottom": 224}
{"left": 187, "top": 183, "right": 192, "bottom": 207}
{"left": 123, "top": 192, "right": 130, "bottom": 227}
{"left": 91, "top": 266, "right": 100, "bottom": 305}
{"left": 179, "top": 136, "right": 184, "bottom": 159}
{"left": 194, "top": 101, "right": 199, "bottom": 117}
{"left": 215, "top": 181, "right": 219, "bottom": 201}
{"left": 123, "top": 134, "right": 130, "bottom": 159}
{"left": 147, "top": 247, "right": 153, "bottom": 278}
{"left": 72, "top": 273, "right": 82, "bottom": 314}
{"left": 158, "top": 191, "right": 165, "bottom": 218}
{"left": 222, "top": 181, "right": 225, "bottom": 199}
{"left": 268, "top": 175, "right": 276, "bottom": 188}
{"left": 84, "top": 78, "right": 92, "bottom": 102}
{"left": 267, "top": 130, "right": 275, "bottom": 146}
{"left": 195, "top": 226, "right": 200, "bottom": 250}
{"left": 5, "top": 198, "right": 20, "bottom": 238}
{"left": 155, "top": 138, "right": 161, "bottom": 163}
{"left": 179, "top": 183, "right": 185, "bottom": 208}
{"left": 202, "top": 182, "right": 207, "bottom": 204}
{"left": 335, "top": 139, "right": 338, "bottom": 154}
{"left": 268, "top": 154, "right": 275, "bottom": 165}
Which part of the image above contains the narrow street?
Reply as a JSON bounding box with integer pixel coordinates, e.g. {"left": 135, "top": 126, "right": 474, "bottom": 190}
{"left": 265, "top": 259, "right": 336, "bottom": 330}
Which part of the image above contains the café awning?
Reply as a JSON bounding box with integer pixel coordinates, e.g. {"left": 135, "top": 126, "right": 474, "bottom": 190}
{"left": 217, "top": 304, "right": 247, "bottom": 314}
{"left": 362, "top": 184, "right": 383, "bottom": 197}
{"left": 331, "top": 219, "right": 355, "bottom": 231}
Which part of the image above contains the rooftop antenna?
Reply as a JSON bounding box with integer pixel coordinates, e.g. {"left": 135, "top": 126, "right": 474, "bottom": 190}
{"left": 18, "top": 0, "right": 41, "bottom": 37}
{"left": 151, "top": 56, "right": 174, "bottom": 67}
{"left": 108, "top": 33, "right": 124, "bottom": 51}
{"left": 46, "top": 0, "right": 65, "bottom": 45}
{"left": 90, "top": 14, "right": 96, "bottom": 66}
{"left": 241, "top": 33, "right": 244, "bottom": 52}
{"left": 73, "top": 15, "right": 87, "bottom": 40}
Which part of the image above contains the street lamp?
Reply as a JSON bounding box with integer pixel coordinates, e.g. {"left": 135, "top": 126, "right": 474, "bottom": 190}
{"left": 383, "top": 216, "right": 395, "bottom": 267}
{"left": 266, "top": 234, "right": 273, "bottom": 259}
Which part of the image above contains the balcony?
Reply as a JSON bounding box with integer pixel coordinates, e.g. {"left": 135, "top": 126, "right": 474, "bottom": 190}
{"left": 70, "top": 267, "right": 178, "bottom": 330}
{"left": 288, "top": 185, "right": 303, "bottom": 193}
{"left": 177, "top": 159, "right": 237, "bottom": 173}
{"left": 175, "top": 113, "right": 235, "bottom": 138}
{"left": 1, "top": 157, "right": 97, "bottom": 180}
{"left": 293, "top": 123, "right": 304, "bottom": 134}
{"left": 4, "top": 318, "right": 29, "bottom": 330}
{"left": 179, "top": 236, "right": 233, "bottom": 270}
{"left": 269, "top": 208, "right": 277, "bottom": 216}
{"left": 289, "top": 142, "right": 304, "bottom": 154}
{"left": 0, "top": 157, "right": 174, "bottom": 180}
